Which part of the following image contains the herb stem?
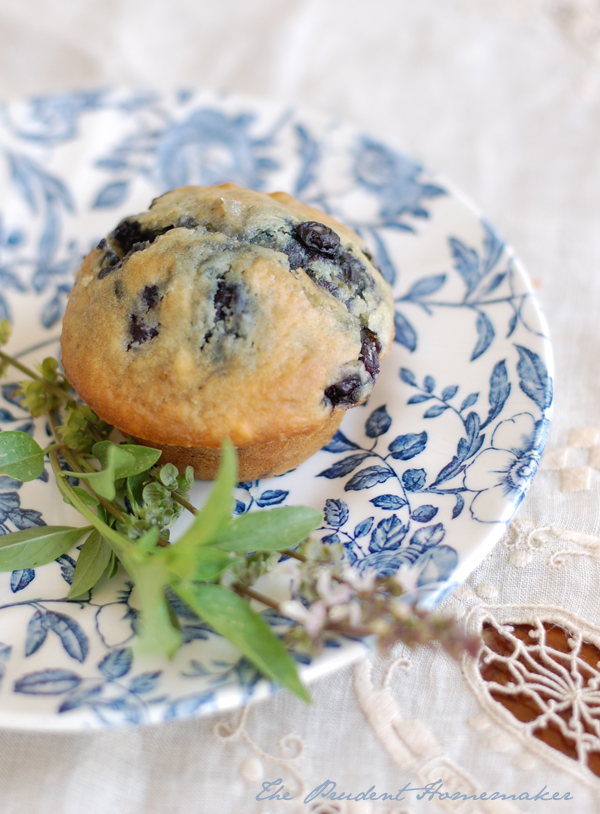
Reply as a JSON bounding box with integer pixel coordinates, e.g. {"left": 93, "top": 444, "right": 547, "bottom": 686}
{"left": 234, "top": 582, "right": 372, "bottom": 637}
{"left": 282, "top": 549, "right": 307, "bottom": 562}
{"left": 0, "top": 351, "right": 44, "bottom": 383}
{"left": 66, "top": 450, "right": 96, "bottom": 474}
{"left": 86, "top": 422, "right": 105, "bottom": 444}
{"left": 325, "top": 621, "right": 373, "bottom": 637}
{"left": 48, "top": 412, "right": 133, "bottom": 531}
{"left": 54, "top": 446, "right": 171, "bottom": 548}
{"left": 168, "top": 489, "right": 199, "bottom": 516}
{"left": 47, "top": 409, "right": 63, "bottom": 444}
{"left": 0, "top": 350, "right": 77, "bottom": 406}
{"left": 232, "top": 582, "right": 281, "bottom": 611}
{"left": 168, "top": 497, "right": 319, "bottom": 569}
{"left": 282, "top": 547, "right": 348, "bottom": 585}
{"left": 48, "top": 445, "right": 171, "bottom": 552}
{"left": 48, "top": 414, "right": 124, "bottom": 524}
{"left": 0, "top": 336, "right": 476, "bottom": 689}
{"left": 48, "top": 447, "right": 133, "bottom": 555}
{"left": 55, "top": 446, "right": 128, "bottom": 526}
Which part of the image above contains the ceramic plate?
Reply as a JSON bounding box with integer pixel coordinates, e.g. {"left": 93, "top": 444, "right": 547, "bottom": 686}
{"left": 0, "top": 90, "right": 553, "bottom": 729}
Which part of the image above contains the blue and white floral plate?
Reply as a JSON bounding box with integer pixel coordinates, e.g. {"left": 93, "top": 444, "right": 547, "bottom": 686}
{"left": 0, "top": 90, "right": 553, "bottom": 729}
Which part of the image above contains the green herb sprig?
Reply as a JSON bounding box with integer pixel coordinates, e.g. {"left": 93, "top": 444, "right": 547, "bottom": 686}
{"left": 0, "top": 320, "right": 478, "bottom": 701}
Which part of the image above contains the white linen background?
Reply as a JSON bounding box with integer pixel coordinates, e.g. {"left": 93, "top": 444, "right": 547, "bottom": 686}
{"left": 1, "top": 0, "right": 600, "bottom": 811}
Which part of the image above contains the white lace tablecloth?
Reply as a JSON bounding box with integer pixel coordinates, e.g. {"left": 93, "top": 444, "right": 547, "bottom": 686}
{"left": 1, "top": 1, "right": 600, "bottom": 811}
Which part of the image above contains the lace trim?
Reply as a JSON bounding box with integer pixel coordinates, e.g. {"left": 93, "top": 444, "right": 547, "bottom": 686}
{"left": 539, "top": 425, "right": 600, "bottom": 490}
{"left": 503, "top": 518, "right": 600, "bottom": 568}
{"left": 463, "top": 603, "right": 600, "bottom": 789}
{"left": 213, "top": 702, "right": 307, "bottom": 810}
{"left": 217, "top": 510, "right": 600, "bottom": 811}
{"left": 353, "top": 658, "right": 525, "bottom": 814}
{"left": 216, "top": 701, "right": 409, "bottom": 814}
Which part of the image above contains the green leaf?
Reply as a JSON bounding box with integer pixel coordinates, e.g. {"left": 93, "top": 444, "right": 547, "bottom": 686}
{"left": 89, "top": 441, "right": 134, "bottom": 478}
{"left": 173, "top": 582, "right": 310, "bottom": 702}
{"left": 93, "top": 441, "right": 162, "bottom": 479}
{"left": 142, "top": 482, "right": 169, "bottom": 504}
{"left": 131, "top": 557, "right": 183, "bottom": 657}
{"left": 212, "top": 507, "right": 323, "bottom": 553}
{"left": 126, "top": 471, "right": 147, "bottom": 509}
{"left": 170, "top": 439, "right": 237, "bottom": 571}
{"left": 74, "top": 441, "right": 160, "bottom": 501}
{"left": 68, "top": 530, "right": 111, "bottom": 599}
{"left": 72, "top": 443, "right": 129, "bottom": 500}
{"left": 38, "top": 357, "right": 58, "bottom": 379}
{"left": 193, "top": 548, "right": 234, "bottom": 581}
{"left": 0, "top": 431, "right": 45, "bottom": 482}
{"left": 71, "top": 468, "right": 115, "bottom": 500}
{"left": 20, "top": 380, "right": 47, "bottom": 417}
{"left": 0, "top": 319, "right": 11, "bottom": 345}
{"left": 107, "top": 550, "right": 119, "bottom": 579}
{"left": 137, "top": 526, "right": 160, "bottom": 554}
{"left": 0, "top": 525, "right": 91, "bottom": 570}
{"left": 64, "top": 486, "right": 99, "bottom": 507}
{"left": 176, "top": 466, "right": 194, "bottom": 493}
{"left": 159, "top": 463, "right": 179, "bottom": 489}
{"left": 166, "top": 592, "right": 182, "bottom": 633}
{"left": 119, "top": 443, "right": 163, "bottom": 475}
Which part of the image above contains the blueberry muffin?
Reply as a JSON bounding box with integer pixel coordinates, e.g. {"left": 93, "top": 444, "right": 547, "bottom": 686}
{"left": 60, "top": 185, "right": 394, "bottom": 479}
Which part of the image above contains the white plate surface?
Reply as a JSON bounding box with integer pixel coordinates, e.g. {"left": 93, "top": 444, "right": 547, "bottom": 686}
{"left": 0, "top": 90, "right": 552, "bottom": 728}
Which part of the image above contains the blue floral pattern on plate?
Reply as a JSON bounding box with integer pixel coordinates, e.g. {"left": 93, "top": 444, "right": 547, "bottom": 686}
{"left": 0, "top": 90, "right": 553, "bottom": 729}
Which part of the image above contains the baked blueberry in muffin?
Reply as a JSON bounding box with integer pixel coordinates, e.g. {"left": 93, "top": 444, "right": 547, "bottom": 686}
{"left": 60, "top": 184, "right": 394, "bottom": 479}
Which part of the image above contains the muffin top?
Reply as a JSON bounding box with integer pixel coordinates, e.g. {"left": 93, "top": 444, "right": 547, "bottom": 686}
{"left": 60, "top": 185, "right": 394, "bottom": 448}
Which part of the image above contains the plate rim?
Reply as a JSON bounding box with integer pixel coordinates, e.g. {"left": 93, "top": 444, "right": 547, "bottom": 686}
{"left": 0, "top": 88, "right": 553, "bottom": 729}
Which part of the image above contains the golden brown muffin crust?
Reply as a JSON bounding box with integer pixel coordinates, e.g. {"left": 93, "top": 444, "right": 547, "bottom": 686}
{"left": 61, "top": 185, "right": 394, "bottom": 453}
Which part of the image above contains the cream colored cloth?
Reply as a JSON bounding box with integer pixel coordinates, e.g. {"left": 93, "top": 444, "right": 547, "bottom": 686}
{"left": 1, "top": 0, "right": 600, "bottom": 811}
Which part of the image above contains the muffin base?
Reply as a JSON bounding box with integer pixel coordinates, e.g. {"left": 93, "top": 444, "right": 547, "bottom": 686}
{"left": 134, "top": 410, "right": 345, "bottom": 481}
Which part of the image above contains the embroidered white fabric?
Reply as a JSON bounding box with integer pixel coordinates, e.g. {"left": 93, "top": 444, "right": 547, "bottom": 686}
{"left": 1, "top": 0, "right": 600, "bottom": 811}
